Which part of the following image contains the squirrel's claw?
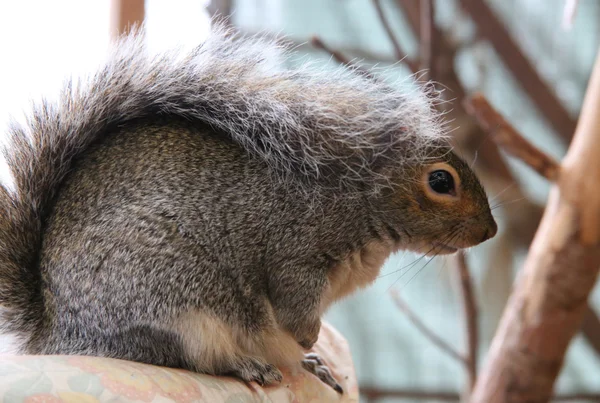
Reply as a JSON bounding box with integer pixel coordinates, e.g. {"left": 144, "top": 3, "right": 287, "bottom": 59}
{"left": 302, "top": 353, "right": 343, "bottom": 394}
{"left": 229, "top": 356, "right": 283, "bottom": 387}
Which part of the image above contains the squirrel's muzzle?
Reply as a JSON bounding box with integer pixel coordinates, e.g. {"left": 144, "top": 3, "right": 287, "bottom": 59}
{"left": 481, "top": 218, "right": 498, "bottom": 243}
{"left": 457, "top": 214, "right": 498, "bottom": 249}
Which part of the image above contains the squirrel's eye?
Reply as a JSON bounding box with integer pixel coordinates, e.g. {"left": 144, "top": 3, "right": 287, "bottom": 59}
{"left": 428, "top": 170, "right": 455, "bottom": 195}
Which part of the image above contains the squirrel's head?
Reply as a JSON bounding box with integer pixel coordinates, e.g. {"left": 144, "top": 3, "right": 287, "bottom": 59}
{"left": 380, "top": 144, "right": 497, "bottom": 256}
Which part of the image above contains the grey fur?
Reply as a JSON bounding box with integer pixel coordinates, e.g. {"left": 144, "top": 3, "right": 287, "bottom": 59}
{"left": 0, "top": 26, "right": 496, "bottom": 389}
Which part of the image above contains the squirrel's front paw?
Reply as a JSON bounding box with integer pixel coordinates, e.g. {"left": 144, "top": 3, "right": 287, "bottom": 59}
{"left": 274, "top": 304, "right": 322, "bottom": 349}
{"left": 302, "top": 353, "right": 343, "bottom": 394}
{"left": 294, "top": 316, "right": 321, "bottom": 350}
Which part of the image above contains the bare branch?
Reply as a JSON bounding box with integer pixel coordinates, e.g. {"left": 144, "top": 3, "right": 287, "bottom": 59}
{"left": 459, "top": 0, "right": 577, "bottom": 142}
{"left": 463, "top": 93, "right": 561, "bottom": 182}
{"left": 359, "top": 386, "right": 600, "bottom": 402}
{"left": 454, "top": 251, "right": 478, "bottom": 395}
{"left": 394, "top": 0, "right": 420, "bottom": 36}
{"left": 360, "top": 387, "right": 459, "bottom": 401}
{"left": 310, "top": 36, "right": 375, "bottom": 80}
{"left": 419, "top": 0, "right": 436, "bottom": 80}
{"left": 471, "top": 46, "right": 600, "bottom": 403}
{"left": 581, "top": 306, "right": 600, "bottom": 360}
{"left": 465, "top": 94, "right": 600, "bottom": 363}
{"left": 390, "top": 289, "right": 466, "bottom": 365}
{"left": 371, "top": 0, "right": 419, "bottom": 72}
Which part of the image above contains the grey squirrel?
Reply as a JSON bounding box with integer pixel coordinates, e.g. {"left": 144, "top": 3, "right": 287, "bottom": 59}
{"left": 0, "top": 26, "right": 497, "bottom": 393}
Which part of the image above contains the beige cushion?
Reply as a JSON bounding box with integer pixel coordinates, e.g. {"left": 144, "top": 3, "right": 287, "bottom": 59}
{"left": 0, "top": 322, "right": 358, "bottom": 402}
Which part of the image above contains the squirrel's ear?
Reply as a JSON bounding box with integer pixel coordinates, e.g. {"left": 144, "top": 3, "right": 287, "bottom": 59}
{"left": 421, "top": 162, "right": 461, "bottom": 202}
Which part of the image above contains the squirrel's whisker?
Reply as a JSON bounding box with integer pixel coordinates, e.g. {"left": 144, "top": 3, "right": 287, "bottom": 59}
{"left": 488, "top": 181, "right": 517, "bottom": 204}
{"left": 397, "top": 231, "right": 463, "bottom": 291}
{"left": 490, "top": 197, "right": 526, "bottom": 210}
{"left": 382, "top": 228, "right": 461, "bottom": 289}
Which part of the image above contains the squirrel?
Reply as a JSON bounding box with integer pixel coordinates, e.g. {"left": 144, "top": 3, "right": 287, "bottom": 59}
{"left": 0, "top": 25, "right": 497, "bottom": 393}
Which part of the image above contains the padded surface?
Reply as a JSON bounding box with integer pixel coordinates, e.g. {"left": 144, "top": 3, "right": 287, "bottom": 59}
{"left": 0, "top": 322, "right": 359, "bottom": 402}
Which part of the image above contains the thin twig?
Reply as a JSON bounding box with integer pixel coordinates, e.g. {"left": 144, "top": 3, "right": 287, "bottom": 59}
{"left": 463, "top": 93, "right": 561, "bottom": 182}
{"left": 360, "top": 387, "right": 459, "bottom": 401}
{"left": 394, "top": 0, "right": 420, "bottom": 35}
{"left": 359, "top": 386, "right": 600, "bottom": 402}
{"left": 242, "top": 29, "right": 397, "bottom": 65}
{"left": 459, "top": 0, "right": 577, "bottom": 142}
{"left": 310, "top": 36, "right": 375, "bottom": 80}
{"left": 552, "top": 394, "right": 600, "bottom": 402}
{"left": 454, "top": 251, "right": 478, "bottom": 396}
{"left": 419, "top": 0, "right": 435, "bottom": 80}
{"left": 371, "top": 0, "right": 404, "bottom": 60}
{"left": 371, "top": 0, "right": 419, "bottom": 72}
{"left": 390, "top": 289, "right": 466, "bottom": 365}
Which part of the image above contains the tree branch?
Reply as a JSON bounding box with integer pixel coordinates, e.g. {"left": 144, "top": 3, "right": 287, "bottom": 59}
{"left": 394, "top": 0, "right": 420, "bottom": 37}
{"left": 360, "top": 387, "right": 459, "bottom": 401}
{"left": 471, "top": 45, "right": 600, "bottom": 403}
{"left": 371, "top": 0, "right": 405, "bottom": 60}
{"left": 464, "top": 92, "right": 600, "bottom": 371}
{"left": 463, "top": 93, "right": 561, "bottom": 182}
{"left": 419, "top": 0, "right": 436, "bottom": 81}
{"left": 459, "top": 0, "right": 577, "bottom": 143}
{"left": 310, "top": 36, "right": 375, "bottom": 79}
{"left": 371, "top": 0, "right": 419, "bottom": 72}
{"left": 454, "top": 251, "right": 478, "bottom": 395}
{"left": 581, "top": 306, "right": 600, "bottom": 361}
{"left": 360, "top": 386, "right": 600, "bottom": 402}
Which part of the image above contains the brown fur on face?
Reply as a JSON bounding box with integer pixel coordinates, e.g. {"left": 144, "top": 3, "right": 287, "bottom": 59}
{"left": 380, "top": 145, "right": 497, "bottom": 255}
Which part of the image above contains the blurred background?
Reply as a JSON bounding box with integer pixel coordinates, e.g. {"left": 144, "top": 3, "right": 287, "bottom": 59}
{"left": 1, "top": 1, "right": 599, "bottom": 402}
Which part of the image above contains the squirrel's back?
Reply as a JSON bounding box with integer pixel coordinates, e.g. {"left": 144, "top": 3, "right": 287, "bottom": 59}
{"left": 33, "top": 117, "right": 373, "bottom": 370}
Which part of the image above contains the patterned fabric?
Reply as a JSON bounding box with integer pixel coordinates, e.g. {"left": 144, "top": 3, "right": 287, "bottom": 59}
{"left": 0, "top": 322, "right": 358, "bottom": 402}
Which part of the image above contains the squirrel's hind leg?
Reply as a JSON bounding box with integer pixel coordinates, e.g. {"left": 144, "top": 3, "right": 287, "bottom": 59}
{"left": 171, "top": 309, "right": 298, "bottom": 387}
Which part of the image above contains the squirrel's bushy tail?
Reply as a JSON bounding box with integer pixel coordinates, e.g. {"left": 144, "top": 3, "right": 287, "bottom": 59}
{"left": 0, "top": 25, "right": 445, "bottom": 345}
{"left": 0, "top": 182, "right": 44, "bottom": 345}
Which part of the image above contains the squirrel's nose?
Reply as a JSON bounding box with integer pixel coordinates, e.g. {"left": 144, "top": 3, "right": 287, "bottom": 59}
{"left": 480, "top": 219, "right": 498, "bottom": 242}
